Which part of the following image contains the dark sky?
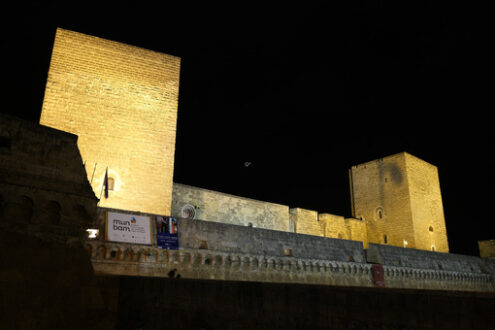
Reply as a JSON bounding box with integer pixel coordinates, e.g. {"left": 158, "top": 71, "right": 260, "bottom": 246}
{"left": 1, "top": 1, "right": 493, "bottom": 255}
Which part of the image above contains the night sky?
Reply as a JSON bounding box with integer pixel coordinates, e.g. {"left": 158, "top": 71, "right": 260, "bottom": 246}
{"left": 1, "top": 2, "right": 492, "bottom": 255}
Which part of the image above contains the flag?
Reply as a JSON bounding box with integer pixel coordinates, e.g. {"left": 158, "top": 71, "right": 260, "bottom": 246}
{"left": 104, "top": 168, "right": 109, "bottom": 198}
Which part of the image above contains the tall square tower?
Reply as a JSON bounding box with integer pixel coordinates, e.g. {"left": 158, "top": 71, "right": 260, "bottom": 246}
{"left": 349, "top": 152, "right": 449, "bottom": 252}
{"left": 40, "top": 28, "right": 180, "bottom": 215}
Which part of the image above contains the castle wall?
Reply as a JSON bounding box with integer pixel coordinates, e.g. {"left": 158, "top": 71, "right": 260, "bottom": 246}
{"left": 320, "top": 213, "right": 368, "bottom": 247}
{"left": 479, "top": 240, "right": 495, "bottom": 259}
{"left": 39, "top": 28, "right": 180, "bottom": 216}
{"left": 289, "top": 207, "right": 323, "bottom": 236}
{"left": 113, "top": 276, "right": 495, "bottom": 330}
{"left": 405, "top": 153, "right": 449, "bottom": 252}
{"left": 177, "top": 217, "right": 364, "bottom": 262}
{"left": 0, "top": 114, "right": 97, "bottom": 228}
{"left": 172, "top": 183, "right": 290, "bottom": 231}
{"left": 367, "top": 243, "right": 495, "bottom": 275}
{"left": 350, "top": 153, "right": 416, "bottom": 248}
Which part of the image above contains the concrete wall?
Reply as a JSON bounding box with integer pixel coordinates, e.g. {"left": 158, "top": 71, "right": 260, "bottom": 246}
{"left": 40, "top": 28, "right": 180, "bottom": 216}
{"left": 172, "top": 183, "right": 290, "bottom": 231}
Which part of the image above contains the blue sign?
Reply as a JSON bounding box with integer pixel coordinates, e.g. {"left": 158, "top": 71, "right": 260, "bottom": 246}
{"left": 156, "top": 216, "right": 179, "bottom": 250}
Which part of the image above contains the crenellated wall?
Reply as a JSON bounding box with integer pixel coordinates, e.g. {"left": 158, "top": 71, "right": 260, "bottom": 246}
{"left": 88, "top": 214, "right": 495, "bottom": 292}
{"left": 367, "top": 243, "right": 495, "bottom": 274}
{"left": 289, "top": 207, "right": 322, "bottom": 236}
{"left": 320, "top": 213, "right": 368, "bottom": 247}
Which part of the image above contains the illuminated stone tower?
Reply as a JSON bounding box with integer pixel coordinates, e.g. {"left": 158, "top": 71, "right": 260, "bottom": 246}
{"left": 40, "top": 28, "right": 180, "bottom": 215}
{"left": 349, "top": 152, "right": 449, "bottom": 252}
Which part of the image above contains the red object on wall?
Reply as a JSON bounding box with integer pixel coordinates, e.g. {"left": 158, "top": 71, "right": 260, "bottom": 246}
{"left": 372, "top": 264, "right": 385, "bottom": 287}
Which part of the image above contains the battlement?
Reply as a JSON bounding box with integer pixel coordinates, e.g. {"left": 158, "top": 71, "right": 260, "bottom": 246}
{"left": 86, "top": 215, "right": 495, "bottom": 292}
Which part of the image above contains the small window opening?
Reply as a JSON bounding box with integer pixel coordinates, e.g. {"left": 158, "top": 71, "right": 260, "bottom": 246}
{"left": 431, "top": 245, "right": 435, "bottom": 252}
{"left": 383, "top": 234, "right": 388, "bottom": 244}
{"left": 375, "top": 207, "right": 384, "bottom": 220}
{"left": 429, "top": 226, "right": 434, "bottom": 232}
{"left": 107, "top": 177, "right": 115, "bottom": 191}
{"left": 284, "top": 248, "right": 293, "bottom": 256}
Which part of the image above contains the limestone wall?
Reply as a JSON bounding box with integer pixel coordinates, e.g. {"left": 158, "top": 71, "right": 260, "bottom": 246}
{"left": 405, "top": 153, "right": 449, "bottom": 252}
{"left": 87, "top": 239, "right": 495, "bottom": 292}
{"left": 172, "top": 183, "right": 290, "bottom": 231}
{"left": 367, "top": 243, "right": 495, "bottom": 275}
{"left": 479, "top": 240, "right": 495, "bottom": 259}
{"left": 349, "top": 152, "right": 449, "bottom": 252}
{"left": 40, "top": 28, "right": 180, "bottom": 216}
{"left": 0, "top": 113, "right": 97, "bottom": 229}
{"left": 177, "top": 218, "right": 365, "bottom": 262}
{"left": 89, "top": 211, "right": 495, "bottom": 292}
{"left": 350, "top": 153, "right": 416, "bottom": 249}
{"left": 320, "top": 213, "right": 368, "bottom": 247}
{"left": 289, "top": 207, "right": 323, "bottom": 236}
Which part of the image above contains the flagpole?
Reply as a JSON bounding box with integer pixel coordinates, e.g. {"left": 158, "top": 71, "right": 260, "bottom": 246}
{"left": 99, "top": 167, "right": 108, "bottom": 201}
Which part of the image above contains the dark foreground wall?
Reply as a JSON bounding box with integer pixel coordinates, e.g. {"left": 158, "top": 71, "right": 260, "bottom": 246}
{"left": 1, "top": 227, "right": 494, "bottom": 330}
{"left": 116, "top": 276, "right": 495, "bottom": 330}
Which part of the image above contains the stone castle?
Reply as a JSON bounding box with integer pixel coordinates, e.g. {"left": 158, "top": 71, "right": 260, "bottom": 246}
{"left": 40, "top": 28, "right": 448, "bottom": 253}
{"left": 2, "top": 28, "right": 494, "bottom": 295}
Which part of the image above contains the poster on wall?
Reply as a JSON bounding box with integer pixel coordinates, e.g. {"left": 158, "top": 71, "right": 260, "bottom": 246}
{"left": 105, "top": 211, "right": 152, "bottom": 244}
{"left": 156, "top": 216, "right": 179, "bottom": 250}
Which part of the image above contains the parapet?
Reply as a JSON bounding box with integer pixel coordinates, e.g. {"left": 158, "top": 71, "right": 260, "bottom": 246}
{"left": 0, "top": 113, "right": 98, "bottom": 241}
{"left": 87, "top": 208, "right": 495, "bottom": 292}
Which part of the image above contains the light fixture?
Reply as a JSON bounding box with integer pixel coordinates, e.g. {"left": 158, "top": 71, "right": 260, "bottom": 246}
{"left": 86, "top": 229, "right": 99, "bottom": 239}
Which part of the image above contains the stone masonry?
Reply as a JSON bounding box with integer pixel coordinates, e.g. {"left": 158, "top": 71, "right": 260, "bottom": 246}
{"left": 40, "top": 28, "right": 180, "bottom": 216}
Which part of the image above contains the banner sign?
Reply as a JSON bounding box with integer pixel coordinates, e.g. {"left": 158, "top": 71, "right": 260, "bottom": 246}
{"left": 156, "top": 216, "right": 179, "bottom": 250}
{"left": 105, "top": 211, "right": 152, "bottom": 244}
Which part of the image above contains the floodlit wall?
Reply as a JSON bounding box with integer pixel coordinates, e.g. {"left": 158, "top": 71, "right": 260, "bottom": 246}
{"left": 405, "top": 153, "right": 449, "bottom": 252}
{"left": 289, "top": 207, "right": 323, "bottom": 236}
{"left": 479, "top": 240, "right": 495, "bottom": 259}
{"left": 349, "top": 152, "right": 449, "bottom": 252}
{"left": 40, "top": 28, "right": 180, "bottom": 215}
{"left": 172, "top": 183, "right": 290, "bottom": 231}
{"left": 367, "top": 243, "right": 495, "bottom": 274}
{"left": 320, "top": 213, "right": 368, "bottom": 247}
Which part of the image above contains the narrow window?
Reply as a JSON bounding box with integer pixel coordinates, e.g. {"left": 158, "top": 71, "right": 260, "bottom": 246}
{"left": 383, "top": 234, "right": 388, "bottom": 244}
{"left": 429, "top": 226, "right": 434, "bottom": 232}
{"left": 431, "top": 245, "right": 435, "bottom": 251}
{"left": 107, "top": 177, "right": 115, "bottom": 191}
{"left": 375, "top": 207, "right": 384, "bottom": 220}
